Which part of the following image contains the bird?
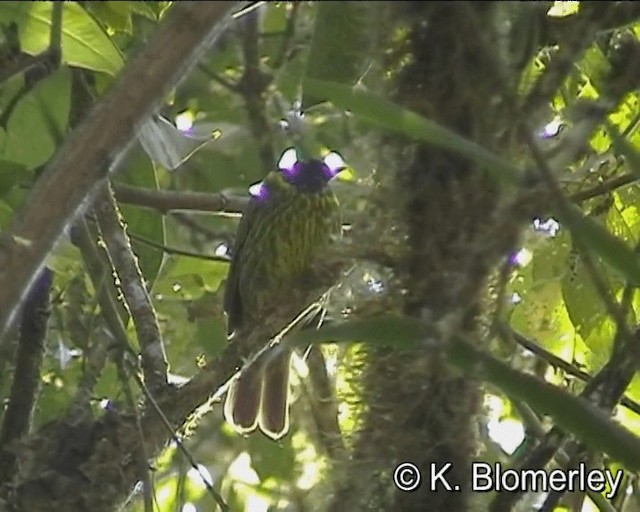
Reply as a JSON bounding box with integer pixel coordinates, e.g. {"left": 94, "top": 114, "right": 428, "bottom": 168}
{"left": 223, "top": 147, "right": 344, "bottom": 439}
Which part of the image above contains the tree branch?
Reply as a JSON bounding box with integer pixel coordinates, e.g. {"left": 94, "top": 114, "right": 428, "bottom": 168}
{"left": 568, "top": 173, "right": 638, "bottom": 203}
{"left": 272, "top": 2, "right": 299, "bottom": 69}
{"left": 113, "top": 184, "right": 247, "bottom": 215}
{"left": 0, "top": 1, "right": 237, "bottom": 343}
{"left": 508, "top": 327, "right": 640, "bottom": 416}
{"left": 239, "top": 10, "right": 275, "bottom": 172}
{"left": 95, "top": 186, "right": 169, "bottom": 392}
{"left": 0, "top": 268, "right": 52, "bottom": 484}
{"left": 69, "top": 217, "right": 130, "bottom": 415}
{"left": 0, "top": 247, "right": 346, "bottom": 511}
{"left": 129, "top": 232, "right": 231, "bottom": 263}
{"left": 302, "top": 345, "right": 346, "bottom": 460}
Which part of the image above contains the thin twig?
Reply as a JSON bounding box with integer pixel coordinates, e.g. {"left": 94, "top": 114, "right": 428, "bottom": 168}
{"left": 273, "top": 2, "right": 299, "bottom": 69}
{"left": 198, "top": 64, "right": 241, "bottom": 93}
{"left": 129, "top": 231, "right": 231, "bottom": 263}
{"left": 119, "top": 362, "right": 154, "bottom": 512}
{"left": 48, "top": 3, "right": 63, "bottom": 65}
{"left": 508, "top": 328, "right": 640, "bottom": 416}
{"left": 170, "top": 212, "right": 235, "bottom": 244}
{"left": 509, "top": 400, "right": 619, "bottom": 512}
{"left": 568, "top": 173, "right": 638, "bottom": 203}
{"left": 301, "top": 345, "right": 346, "bottom": 459}
{"left": 134, "top": 373, "right": 229, "bottom": 512}
{"left": 0, "top": 53, "right": 49, "bottom": 86}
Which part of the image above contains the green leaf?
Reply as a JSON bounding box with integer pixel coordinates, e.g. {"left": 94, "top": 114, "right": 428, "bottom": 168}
{"left": 293, "top": 315, "right": 640, "bottom": 471}
{"left": 289, "top": 315, "right": 426, "bottom": 349}
{"left": 0, "top": 2, "right": 124, "bottom": 75}
{"left": 556, "top": 203, "right": 640, "bottom": 285}
{"left": 509, "top": 271, "right": 572, "bottom": 356}
{"left": 1, "top": 67, "right": 71, "bottom": 170}
{"left": 561, "top": 255, "right": 609, "bottom": 340}
{"left": 448, "top": 335, "right": 640, "bottom": 472}
{"left": 302, "top": 77, "right": 521, "bottom": 185}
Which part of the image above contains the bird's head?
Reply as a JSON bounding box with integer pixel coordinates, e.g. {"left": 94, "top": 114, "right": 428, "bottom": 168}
{"left": 278, "top": 148, "right": 345, "bottom": 193}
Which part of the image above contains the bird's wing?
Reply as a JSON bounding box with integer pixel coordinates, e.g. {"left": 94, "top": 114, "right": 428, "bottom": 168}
{"left": 223, "top": 194, "right": 261, "bottom": 336}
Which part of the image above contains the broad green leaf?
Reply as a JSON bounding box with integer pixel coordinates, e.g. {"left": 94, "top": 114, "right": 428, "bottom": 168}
{"left": 289, "top": 315, "right": 426, "bottom": 349}
{"left": 561, "top": 255, "right": 609, "bottom": 341}
{"left": 0, "top": 2, "right": 124, "bottom": 75}
{"left": 510, "top": 277, "right": 575, "bottom": 358}
{"left": 293, "top": 315, "right": 640, "bottom": 471}
{"left": 609, "top": 192, "right": 640, "bottom": 245}
{"left": 302, "top": 77, "right": 521, "bottom": 184}
{"left": 627, "top": 373, "right": 640, "bottom": 407}
{"left": 577, "top": 45, "right": 611, "bottom": 95}
{"left": 137, "top": 115, "right": 220, "bottom": 171}
{"left": 1, "top": 67, "right": 71, "bottom": 170}
{"left": 153, "top": 299, "right": 202, "bottom": 372}
{"left": 583, "top": 318, "right": 616, "bottom": 370}
{"left": 556, "top": 203, "right": 640, "bottom": 285}
{"left": 448, "top": 335, "right": 640, "bottom": 472}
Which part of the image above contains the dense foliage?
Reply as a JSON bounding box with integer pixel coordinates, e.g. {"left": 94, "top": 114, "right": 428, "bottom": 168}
{"left": 0, "top": 2, "right": 639, "bottom": 511}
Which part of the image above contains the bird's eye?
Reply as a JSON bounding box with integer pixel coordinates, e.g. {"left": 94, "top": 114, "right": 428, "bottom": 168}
{"left": 323, "top": 151, "right": 346, "bottom": 178}
{"left": 277, "top": 147, "right": 299, "bottom": 179}
{"left": 249, "top": 181, "right": 269, "bottom": 201}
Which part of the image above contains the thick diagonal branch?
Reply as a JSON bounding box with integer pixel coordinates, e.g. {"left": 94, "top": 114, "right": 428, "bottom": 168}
{"left": 0, "top": 1, "right": 236, "bottom": 342}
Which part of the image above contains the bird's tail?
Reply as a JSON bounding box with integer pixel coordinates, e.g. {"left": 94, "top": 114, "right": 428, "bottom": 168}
{"left": 259, "top": 349, "right": 291, "bottom": 439}
{"left": 224, "top": 303, "right": 326, "bottom": 439}
{"left": 223, "top": 350, "right": 292, "bottom": 440}
{"left": 224, "top": 363, "right": 262, "bottom": 434}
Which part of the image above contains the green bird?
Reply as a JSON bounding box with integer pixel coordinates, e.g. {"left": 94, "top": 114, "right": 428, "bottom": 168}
{"left": 223, "top": 148, "right": 344, "bottom": 439}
